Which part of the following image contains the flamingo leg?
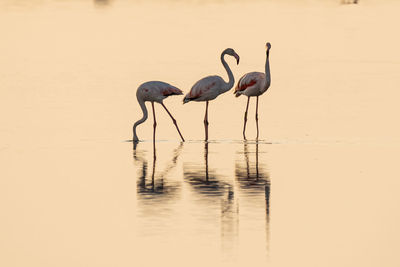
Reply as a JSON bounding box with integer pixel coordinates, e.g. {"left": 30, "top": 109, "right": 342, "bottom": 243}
{"left": 151, "top": 102, "right": 157, "bottom": 157}
{"left": 256, "top": 96, "right": 259, "bottom": 140}
{"left": 161, "top": 103, "right": 185, "bottom": 142}
{"left": 243, "top": 96, "right": 250, "bottom": 140}
{"left": 204, "top": 101, "right": 209, "bottom": 141}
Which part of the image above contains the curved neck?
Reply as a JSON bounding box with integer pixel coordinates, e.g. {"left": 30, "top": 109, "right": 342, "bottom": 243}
{"left": 133, "top": 97, "right": 148, "bottom": 141}
{"left": 221, "top": 52, "right": 235, "bottom": 92}
{"left": 264, "top": 50, "right": 271, "bottom": 89}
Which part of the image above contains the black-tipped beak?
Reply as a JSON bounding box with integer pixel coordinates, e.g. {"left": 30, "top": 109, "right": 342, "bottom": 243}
{"left": 235, "top": 54, "right": 240, "bottom": 64}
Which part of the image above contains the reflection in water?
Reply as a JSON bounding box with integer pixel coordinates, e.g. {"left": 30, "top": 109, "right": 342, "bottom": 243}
{"left": 183, "top": 142, "right": 239, "bottom": 254}
{"left": 133, "top": 142, "right": 183, "bottom": 203}
{"left": 134, "top": 141, "right": 271, "bottom": 257}
{"left": 220, "top": 184, "right": 239, "bottom": 254}
{"left": 235, "top": 142, "right": 271, "bottom": 253}
{"left": 236, "top": 142, "right": 270, "bottom": 191}
{"left": 183, "top": 142, "right": 228, "bottom": 197}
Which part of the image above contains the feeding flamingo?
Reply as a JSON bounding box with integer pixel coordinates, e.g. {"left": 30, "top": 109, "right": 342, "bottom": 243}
{"left": 234, "top": 42, "right": 271, "bottom": 140}
{"left": 133, "top": 81, "right": 185, "bottom": 144}
{"left": 183, "top": 48, "right": 240, "bottom": 141}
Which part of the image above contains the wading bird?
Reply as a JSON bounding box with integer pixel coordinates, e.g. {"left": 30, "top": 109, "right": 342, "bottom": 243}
{"left": 133, "top": 81, "right": 185, "bottom": 143}
{"left": 183, "top": 48, "right": 240, "bottom": 141}
{"left": 234, "top": 43, "right": 271, "bottom": 140}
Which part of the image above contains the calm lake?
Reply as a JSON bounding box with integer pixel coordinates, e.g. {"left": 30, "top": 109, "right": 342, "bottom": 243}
{"left": 1, "top": 0, "right": 400, "bottom": 266}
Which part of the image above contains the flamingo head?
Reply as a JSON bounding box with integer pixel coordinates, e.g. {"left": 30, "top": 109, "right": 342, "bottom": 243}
{"left": 224, "top": 48, "right": 240, "bottom": 64}
{"left": 266, "top": 42, "right": 271, "bottom": 58}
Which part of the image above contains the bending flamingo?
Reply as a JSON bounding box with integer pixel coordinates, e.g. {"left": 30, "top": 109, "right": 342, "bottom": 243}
{"left": 234, "top": 42, "right": 271, "bottom": 140}
{"left": 183, "top": 48, "right": 240, "bottom": 141}
{"left": 133, "top": 81, "right": 185, "bottom": 143}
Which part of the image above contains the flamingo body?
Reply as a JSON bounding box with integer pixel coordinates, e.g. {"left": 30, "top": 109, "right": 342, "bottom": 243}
{"left": 137, "top": 81, "right": 183, "bottom": 103}
{"left": 133, "top": 81, "right": 184, "bottom": 143}
{"left": 235, "top": 72, "right": 269, "bottom": 97}
{"left": 183, "top": 48, "right": 240, "bottom": 141}
{"left": 183, "top": 76, "right": 226, "bottom": 103}
{"left": 234, "top": 42, "right": 271, "bottom": 140}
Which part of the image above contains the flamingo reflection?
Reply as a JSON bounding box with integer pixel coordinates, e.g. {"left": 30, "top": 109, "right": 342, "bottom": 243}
{"left": 133, "top": 142, "right": 183, "bottom": 202}
{"left": 220, "top": 184, "right": 239, "bottom": 252}
{"left": 236, "top": 142, "right": 270, "bottom": 190}
{"left": 235, "top": 141, "right": 271, "bottom": 253}
{"left": 183, "top": 142, "right": 227, "bottom": 198}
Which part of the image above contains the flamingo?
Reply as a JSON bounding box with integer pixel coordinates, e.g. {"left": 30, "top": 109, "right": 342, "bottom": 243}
{"left": 183, "top": 48, "right": 240, "bottom": 141}
{"left": 234, "top": 42, "right": 271, "bottom": 140}
{"left": 133, "top": 81, "right": 185, "bottom": 144}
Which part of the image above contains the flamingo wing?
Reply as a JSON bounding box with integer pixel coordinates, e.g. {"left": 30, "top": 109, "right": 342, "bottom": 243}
{"left": 184, "top": 76, "right": 223, "bottom": 102}
{"left": 234, "top": 72, "right": 265, "bottom": 95}
{"left": 160, "top": 85, "right": 183, "bottom": 96}
{"left": 138, "top": 81, "right": 183, "bottom": 103}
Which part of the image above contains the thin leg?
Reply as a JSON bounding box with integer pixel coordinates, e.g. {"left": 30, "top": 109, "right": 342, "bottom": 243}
{"left": 161, "top": 103, "right": 185, "bottom": 142}
{"left": 204, "top": 101, "right": 209, "bottom": 141}
{"left": 151, "top": 102, "right": 157, "bottom": 157}
{"left": 255, "top": 96, "right": 259, "bottom": 140}
{"left": 243, "top": 96, "right": 250, "bottom": 140}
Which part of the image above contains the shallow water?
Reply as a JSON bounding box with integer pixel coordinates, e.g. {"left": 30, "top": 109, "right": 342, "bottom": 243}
{"left": 1, "top": 0, "right": 400, "bottom": 266}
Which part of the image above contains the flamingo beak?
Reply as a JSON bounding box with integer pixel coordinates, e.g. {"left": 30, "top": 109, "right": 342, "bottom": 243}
{"left": 235, "top": 54, "right": 240, "bottom": 64}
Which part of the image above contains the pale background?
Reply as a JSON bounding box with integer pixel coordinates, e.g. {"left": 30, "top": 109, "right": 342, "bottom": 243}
{"left": 1, "top": 0, "right": 400, "bottom": 266}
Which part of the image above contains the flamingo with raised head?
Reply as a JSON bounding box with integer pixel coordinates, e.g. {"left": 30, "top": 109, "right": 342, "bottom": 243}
{"left": 234, "top": 42, "right": 271, "bottom": 140}
{"left": 183, "top": 48, "right": 240, "bottom": 141}
{"left": 133, "top": 81, "right": 185, "bottom": 144}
